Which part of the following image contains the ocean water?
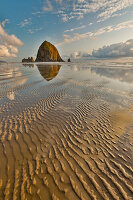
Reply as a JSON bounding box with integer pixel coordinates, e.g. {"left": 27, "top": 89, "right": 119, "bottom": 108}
{"left": 0, "top": 60, "right": 133, "bottom": 200}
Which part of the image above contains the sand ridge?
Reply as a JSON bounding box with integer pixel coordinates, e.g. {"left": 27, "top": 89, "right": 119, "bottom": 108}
{"left": 0, "top": 63, "right": 133, "bottom": 200}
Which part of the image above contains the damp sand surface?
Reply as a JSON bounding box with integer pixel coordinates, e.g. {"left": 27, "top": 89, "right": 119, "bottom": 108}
{"left": 0, "top": 60, "right": 133, "bottom": 200}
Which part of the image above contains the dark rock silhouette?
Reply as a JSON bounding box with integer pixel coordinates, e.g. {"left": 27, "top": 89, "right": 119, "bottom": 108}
{"left": 35, "top": 41, "right": 64, "bottom": 62}
{"left": 68, "top": 58, "right": 71, "bottom": 62}
{"left": 22, "top": 57, "right": 34, "bottom": 62}
{"left": 37, "top": 64, "right": 61, "bottom": 81}
{"left": 23, "top": 64, "right": 34, "bottom": 67}
{"left": 0, "top": 60, "right": 7, "bottom": 63}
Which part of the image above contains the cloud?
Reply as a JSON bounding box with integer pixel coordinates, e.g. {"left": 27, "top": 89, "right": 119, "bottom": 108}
{"left": 43, "top": 0, "right": 132, "bottom": 22}
{"left": 0, "top": 25, "right": 23, "bottom": 46}
{"left": 19, "top": 18, "right": 32, "bottom": 27}
{"left": 70, "top": 51, "right": 87, "bottom": 59}
{"left": 28, "top": 28, "right": 43, "bottom": 34}
{"left": 57, "top": 0, "right": 133, "bottom": 22}
{"left": 70, "top": 51, "right": 90, "bottom": 59}
{"left": 32, "top": 11, "right": 41, "bottom": 15}
{"left": 70, "top": 39, "right": 133, "bottom": 59}
{"left": 64, "top": 25, "right": 86, "bottom": 33}
{"left": 55, "top": 0, "right": 62, "bottom": 4}
{"left": 0, "top": 21, "right": 23, "bottom": 58}
{"left": 61, "top": 14, "right": 68, "bottom": 22}
{"left": 91, "top": 39, "right": 133, "bottom": 58}
{"left": 1, "top": 19, "right": 9, "bottom": 27}
{"left": 56, "top": 20, "right": 133, "bottom": 46}
{"left": 97, "top": 0, "right": 133, "bottom": 21}
{"left": 0, "top": 45, "right": 17, "bottom": 57}
{"left": 43, "top": 0, "right": 53, "bottom": 12}
{"left": 43, "top": 0, "right": 63, "bottom": 12}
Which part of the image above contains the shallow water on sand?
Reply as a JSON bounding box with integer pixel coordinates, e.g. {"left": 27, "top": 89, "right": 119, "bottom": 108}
{"left": 0, "top": 61, "right": 133, "bottom": 200}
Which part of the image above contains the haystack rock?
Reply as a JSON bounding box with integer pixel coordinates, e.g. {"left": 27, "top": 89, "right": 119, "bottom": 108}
{"left": 35, "top": 41, "right": 64, "bottom": 62}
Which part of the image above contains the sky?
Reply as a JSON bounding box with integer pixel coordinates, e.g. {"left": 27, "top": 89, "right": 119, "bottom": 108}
{"left": 0, "top": 0, "right": 133, "bottom": 61}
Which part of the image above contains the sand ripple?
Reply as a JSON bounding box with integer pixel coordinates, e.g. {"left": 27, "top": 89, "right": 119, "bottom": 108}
{"left": 0, "top": 64, "right": 133, "bottom": 200}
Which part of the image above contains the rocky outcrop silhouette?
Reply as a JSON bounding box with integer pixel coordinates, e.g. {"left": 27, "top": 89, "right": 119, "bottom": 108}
{"left": 35, "top": 41, "right": 64, "bottom": 62}
{"left": 22, "top": 57, "right": 34, "bottom": 62}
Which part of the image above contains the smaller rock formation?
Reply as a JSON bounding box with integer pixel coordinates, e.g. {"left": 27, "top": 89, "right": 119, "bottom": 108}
{"left": 22, "top": 57, "right": 34, "bottom": 62}
{"left": 35, "top": 41, "right": 64, "bottom": 62}
{"left": 68, "top": 58, "right": 71, "bottom": 62}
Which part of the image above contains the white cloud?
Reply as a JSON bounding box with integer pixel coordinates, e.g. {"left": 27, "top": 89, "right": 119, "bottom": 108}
{"left": 97, "top": 0, "right": 133, "bottom": 21}
{"left": 91, "top": 39, "right": 133, "bottom": 58}
{"left": 32, "top": 11, "right": 41, "bottom": 15}
{"left": 43, "top": 0, "right": 53, "bottom": 11}
{"left": 0, "top": 24, "right": 23, "bottom": 46}
{"left": 0, "top": 21, "right": 23, "bottom": 58}
{"left": 1, "top": 19, "right": 9, "bottom": 27}
{"left": 28, "top": 28, "right": 43, "bottom": 34}
{"left": 57, "top": 0, "right": 133, "bottom": 22}
{"left": 64, "top": 25, "right": 86, "bottom": 33}
{"left": 0, "top": 45, "right": 17, "bottom": 58}
{"left": 19, "top": 18, "right": 32, "bottom": 27}
{"left": 71, "top": 51, "right": 80, "bottom": 59}
{"left": 70, "top": 51, "right": 85, "bottom": 59}
{"left": 61, "top": 14, "right": 68, "bottom": 22}
{"left": 56, "top": 20, "right": 133, "bottom": 46}
{"left": 43, "top": 0, "right": 63, "bottom": 12}
{"left": 70, "top": 39, "right": 133, "bottom": 59}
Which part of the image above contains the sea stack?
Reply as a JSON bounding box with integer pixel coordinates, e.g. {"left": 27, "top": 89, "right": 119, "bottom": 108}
{"left": 35, "top": 41, "right": 64, "bottom": 62}
{"left": 22, "top": 57, "right": 34, "bottom": 62}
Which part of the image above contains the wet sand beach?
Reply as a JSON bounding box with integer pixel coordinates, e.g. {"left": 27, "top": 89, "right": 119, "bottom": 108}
{"left": 0, "top": 61, "right": 133, "bottom": 200}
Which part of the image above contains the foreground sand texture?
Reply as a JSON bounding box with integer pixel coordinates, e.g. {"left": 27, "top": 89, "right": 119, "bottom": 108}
{"left": 0, "top": 61, "right": 133, "bottom": 200}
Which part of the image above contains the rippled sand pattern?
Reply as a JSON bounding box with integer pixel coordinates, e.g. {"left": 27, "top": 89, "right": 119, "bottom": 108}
{"left": 0, "top": 62, "right": 133, "bottom": 200}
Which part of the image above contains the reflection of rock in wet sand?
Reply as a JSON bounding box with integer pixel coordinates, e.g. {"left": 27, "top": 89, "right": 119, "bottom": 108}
{"left": 23, "top": 63, "right": 34, "bottom": 68}
{"left": 37, "top": 65, "right": 61, "bottom": 81}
